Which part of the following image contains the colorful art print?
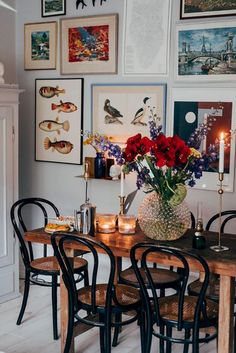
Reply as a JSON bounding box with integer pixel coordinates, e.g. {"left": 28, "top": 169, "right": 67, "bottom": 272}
{"left": 35, "top": 78, "right": 84, "bottom": 165}
{"left": 92, "top": 84, "right": 166, "bottom": 143}
{"left": 180, "top": 0, "right": 236, "bottom": 19}
{"left": 42, "top": 0, "right": 66, "bottom": 17}
{"left": 170, "top": 87, "right": 236, "bottom": 192}
{"left": 24, "top": 22, "right": 57, "bottom": 70}
{"left": 60, "top": 14, "right": 118, "bottom": 74}
{"left": 176, "top": 21, "right": 236, "bottom": 81}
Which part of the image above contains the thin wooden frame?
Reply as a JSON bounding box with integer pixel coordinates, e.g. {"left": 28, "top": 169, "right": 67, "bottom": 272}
{"left": 42, "top": 0, "right": 66, "bottom": 17}
{"left": 24, "top": 21, "right": 57, "bottom": 70}
{"left": 60, "top": 14, "right": 118, "bottom": 75}
{"left": 35, "top": 78, "right": 84, "bottom": 165}
{"left": 180, "top": 0, "right": 236, "bottom": 19}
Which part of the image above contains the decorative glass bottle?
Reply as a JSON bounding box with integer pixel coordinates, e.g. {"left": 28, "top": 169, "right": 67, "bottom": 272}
{"left": 94, "top": 152, "right": 106, "bottom": 179}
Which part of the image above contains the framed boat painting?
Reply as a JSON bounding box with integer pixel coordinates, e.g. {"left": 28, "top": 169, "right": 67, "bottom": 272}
{"left": 92, "top": 83, "right": 166, "bottom": 143}
{"left": 170, "top": 87, "right": 236, "bottom": 192}
{"left": 180, "top": 0, "right": 236, "bottom": 19}
{"left": 176, "top": 21, "right": 236, "bottom": 81}
{"left": 60, "top": 14, "right": 118, "bottom": 74}
{"left": 24, "top": 21, "right": 57, "bottom": 70}
{"left": 41, "top": 0, "right": 66, "bottom": 17}
{"left": 35, "top": 78, "right": 84, "bottom": 165}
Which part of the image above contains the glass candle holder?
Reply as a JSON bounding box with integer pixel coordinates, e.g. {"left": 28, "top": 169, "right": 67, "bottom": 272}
{"left": 97, "top": 214, "right": 117, "bottom": 233}
{"left": 118, "top": 215, "right": 136, "bottom": 234}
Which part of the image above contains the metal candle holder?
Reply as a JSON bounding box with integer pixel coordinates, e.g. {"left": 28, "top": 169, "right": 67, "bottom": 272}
{"left": 210, "top": 172, "right": 229, "bottom": 252}
{"left": 119, "top": 196, "right": 126, "bottom": 215}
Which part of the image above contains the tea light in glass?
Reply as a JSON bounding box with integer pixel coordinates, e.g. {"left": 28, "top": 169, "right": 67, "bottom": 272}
{"left": 118, "top": 215, "right": 136, "bottom": 234}
{"left": 97, "top": 214, "right": 116, "bottom": 233}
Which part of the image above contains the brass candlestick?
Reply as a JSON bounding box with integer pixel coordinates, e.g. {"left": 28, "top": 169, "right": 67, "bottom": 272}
{"left": 210, "top": 172, "right": 229, "bottom": 252}
{"left": 119, "top": 196, "right": 126, "bottom": 215}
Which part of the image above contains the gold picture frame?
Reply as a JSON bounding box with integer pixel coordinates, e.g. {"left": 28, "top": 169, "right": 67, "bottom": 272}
{"left": 24, "top": 21, "right": 57, "bottom": 70}
{"left": 60, "top": 14, "right": 118, "bottom": 75}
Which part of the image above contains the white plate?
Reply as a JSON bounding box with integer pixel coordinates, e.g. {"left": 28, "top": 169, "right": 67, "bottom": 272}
{"left": 44, "top": 225, "right": 74, "bottom": 234}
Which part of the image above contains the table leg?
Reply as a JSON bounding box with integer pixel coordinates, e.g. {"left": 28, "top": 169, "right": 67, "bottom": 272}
{"left": 60, "top": 248, "right": 75, "bottom": 353}
{"left": 218, "top": 275, "right": 234, "bottom": 353}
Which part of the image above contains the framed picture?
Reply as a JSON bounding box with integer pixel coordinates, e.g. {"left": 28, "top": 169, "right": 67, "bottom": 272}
{"left": 42, "top": 0, "right": 66, "bottom": 17}
{"left": 92, "top": 83, "right": 166, "bottom": 143}
{"left": 60, "top": 14, "right": 118, "bottom": 74}
{"left": 123, "top": 0, "right": 171, "bottom": 76}
{"left": 35, "top": 78, "right": 84, "bottom": 165}
{"left": 170, "top": 87, "right": 236, "bottom": 192}
{"left": 176, "top": 21, "right": 236, "bottom": 81}
{"left": 24, "top": 22, "right": 57, "bottom": 70}
{"left": 180, "top": 0, "right": 236, "bottom": 19}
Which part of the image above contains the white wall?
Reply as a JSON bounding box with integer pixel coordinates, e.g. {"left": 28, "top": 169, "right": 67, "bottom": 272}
{"left": 15, "top": 0, "right": 236, "bottom": 229}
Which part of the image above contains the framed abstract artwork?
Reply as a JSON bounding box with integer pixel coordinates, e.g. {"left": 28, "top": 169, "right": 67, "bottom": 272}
{"left": 35, "top": 78, "right": 84, "bottom": 165}
{"left": 180, "top": 0, "right": 236, "bottom": 19}
{"left": 176, "top": 21, "right": 236, "bottom": 81}
{"left": 60, "top": 14, "right": 118, "bottom": 74}
{"left": 24, "top": 22, "right": 57, "bottom": 70}
{"left": 41, "top": 0, "right": 66, "bottom": 17}
{"left": 92, "top": 83, "right": 166, "bottom": 143}
{"left": 170, "top": 87, "right": 236, "bottom": 192}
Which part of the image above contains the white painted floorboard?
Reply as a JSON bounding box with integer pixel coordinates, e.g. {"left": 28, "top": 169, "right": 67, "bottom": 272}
{"left": 0, "top": 281, "right": 217, "bottom": 353}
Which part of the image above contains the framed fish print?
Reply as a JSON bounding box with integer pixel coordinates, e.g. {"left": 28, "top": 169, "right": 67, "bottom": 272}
{"left": 42, "top": 0, "right": 66, "bottom": 18}
{"left": 170, "top": 87, "right": 236, "bottom": 192}
{"left": 92, "top": 83, "right": 166, "bottom": 143}
{"left": 180, "top": 0, "right": 236, "bottom": 19}
{"left": 35, "top": 78, "right": 84, "bottom": 165}
{"left": 24, "top": 21, "right": 57, "bottom": 70}
{"left": 60, "top": 14, "right": 118, "bottom": 74}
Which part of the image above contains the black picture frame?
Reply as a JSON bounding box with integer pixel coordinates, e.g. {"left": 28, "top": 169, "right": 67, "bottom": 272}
{"left": 180, "top": 0, "right": 236, "bottom": 19}
{"left": 42, "top": 0, "right": 66, "bottom": 18}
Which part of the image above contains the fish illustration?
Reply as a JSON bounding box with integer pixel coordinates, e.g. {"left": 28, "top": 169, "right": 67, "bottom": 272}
{"left": 39, "top": 86, "right": 65, "bottom": 99}
{"left": 39, "top": 117, "right": 70, "bottom": 135}
{"left": 51, "top": 100, "right": 77, "bottom": 113}
{"left": 44, "top": 137, "right": 73, "bottom": 154}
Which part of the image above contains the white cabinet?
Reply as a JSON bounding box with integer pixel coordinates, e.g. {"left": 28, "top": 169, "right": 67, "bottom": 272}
{"left": 0, "top": 84, "right": 22, "bottom": 303}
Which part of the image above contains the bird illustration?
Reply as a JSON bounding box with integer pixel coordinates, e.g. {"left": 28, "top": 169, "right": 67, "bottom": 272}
{"left": 104, "top": 99, "right": 123, "bottom": 125}
{"left": 131, "top": 97, "right": 150, "bottom": 126}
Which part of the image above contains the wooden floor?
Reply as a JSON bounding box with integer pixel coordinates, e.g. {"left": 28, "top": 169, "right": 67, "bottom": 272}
{"left": 0, "top": 281, "right": 217, "bottom": 353}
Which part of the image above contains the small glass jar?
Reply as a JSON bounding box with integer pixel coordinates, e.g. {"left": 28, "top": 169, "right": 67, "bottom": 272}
{"left": 97, "top": 214, "right": 117, "bottom": 233}
{"left": 118, "top": 215, "right": 136, "bottom": 234}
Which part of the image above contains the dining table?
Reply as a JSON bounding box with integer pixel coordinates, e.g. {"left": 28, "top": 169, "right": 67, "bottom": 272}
{"left": 25, "top": 227, "right": 236, "bottom": 353}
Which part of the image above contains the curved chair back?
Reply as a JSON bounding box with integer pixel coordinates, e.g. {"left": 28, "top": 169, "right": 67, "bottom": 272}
{"left": 130, "top": 243, "right": 210, "bottom": 331}
{"left": 51, "top": 234, "right": 116, "bottom": 314}
{"left": 190, "top": 212, "right": 196, "bottom": 229}
{"left": 11, "top": 197, "right": 60, "bottom": 267}
{"left": 206, "top": 210, "right": 236, "bottom": 233}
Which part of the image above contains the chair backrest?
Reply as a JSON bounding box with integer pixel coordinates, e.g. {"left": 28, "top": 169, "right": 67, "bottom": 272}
{"left": 11, "top": 197, "right": 60, "bottom": 266}
{"left": 190, "top": 212, "right": 196, "bottom": 229}
{"left": 51, "top": 233, "right": 116, "bottom": 314}
{"left": 130, "top": 243, "right": 210, "bottom": 331}
{"left": 206, "top": 210, "right": 236, "bottom": 233}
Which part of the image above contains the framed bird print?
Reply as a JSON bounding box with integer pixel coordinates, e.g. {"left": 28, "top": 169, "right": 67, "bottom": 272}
{"left": 35, "top": 78, "right": 84, "bottom": 165}
{"left": 92, "top": 83, "right": 167, "bottom": 143}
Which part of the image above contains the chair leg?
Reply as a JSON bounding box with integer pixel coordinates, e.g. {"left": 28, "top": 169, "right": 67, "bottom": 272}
{"left": 234, "top": 315, "right": 236, "bottom": 353}
{"left": 99, "top": 313, "right": 105, "bottom": 353}
{"left": 183, "top": 329, "right": 191, "bottom": 353}
{"left": 139, "top": 310, "right": 146, "bottom": 353}
{"left": 112, "top": 312, "right": 121, "bottom": 347}
{"left": 84, "top": 267, "right": 89, "bottom": 287}
{"left": 64, "top": 298, "right": 75, "bottom": 353}
{"left": 104, "top": 311, "right": 112, "bottom": 353}
{"left": 51, "top": 275, "right": 58, "bottom": 340}
{"left": 166, "top": 326, "right": 172, "bottom": 353}
{"left": 17, "top": 270, "right": 30, "bottom": 325}
{"left": 159, "top": 324, "right": 165, "bottom": 353}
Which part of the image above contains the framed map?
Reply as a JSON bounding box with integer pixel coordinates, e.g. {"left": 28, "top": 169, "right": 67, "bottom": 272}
{"left": 180, "top": 0, "right": 236, "bottom": 19}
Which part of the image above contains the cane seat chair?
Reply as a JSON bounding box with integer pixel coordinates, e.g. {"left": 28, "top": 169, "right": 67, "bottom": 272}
{"left": 51, "top": 233, "right": 144, "bottom": 353}
{"left": 131, "top": 243, "right": 218, "bottom": 353}
{"left": 11, "top": 197, "right": 89, "bottom": 340}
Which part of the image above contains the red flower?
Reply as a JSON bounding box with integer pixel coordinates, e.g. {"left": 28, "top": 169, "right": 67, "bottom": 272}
{"left": 124, "top": 134, "right": 153, "bottom": 162}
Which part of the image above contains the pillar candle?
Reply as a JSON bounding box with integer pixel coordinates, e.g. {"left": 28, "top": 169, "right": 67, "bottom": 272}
{"left": 120, "top": 170, "right": 124, "bottom": 197}
{"left": 219, "top": 132, "right": 225, "bottom": 173}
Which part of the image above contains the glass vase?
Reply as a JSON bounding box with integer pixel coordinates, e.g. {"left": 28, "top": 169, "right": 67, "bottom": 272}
{"left": 138, "top": 192, "right": 191, "bottom": 241}
{"left": 94, "top": 152, "right": 106, "bottom": 179}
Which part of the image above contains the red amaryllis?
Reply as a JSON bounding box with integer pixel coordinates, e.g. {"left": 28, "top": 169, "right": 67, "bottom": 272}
{"left": 124, "top": 134, "right": 153, "bottom": 162}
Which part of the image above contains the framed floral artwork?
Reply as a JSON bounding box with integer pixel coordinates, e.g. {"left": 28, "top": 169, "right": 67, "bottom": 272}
{"left": 24, "top": 22, "right": 57, "bottom": 70}
{"left": 92, "top": 83, "right": 166, "bottom": 143}
{"left": 41, "top": 0, "right": 66, "bottom": 17}
{"left": 35, "top": 78, "right": 84, "bottom": 165}
{"left": 180, "top": 0, "right": 236, "bottom": 19}
{"left": 60, "top": 14, "right": 118, "bottom": 74}
{"left": 170, "top": 87, "right": 236, "bottom": 192}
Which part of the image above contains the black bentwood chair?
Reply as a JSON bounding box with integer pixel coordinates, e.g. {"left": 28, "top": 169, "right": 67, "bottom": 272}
{"left": 131, "top": 243, "right": 218, "bottom": 353}
{"left": 11, "top": 198, "right": 89, "bottom": 340}
{"left": 51, "top": 233, "right": 143, "bottom": 353}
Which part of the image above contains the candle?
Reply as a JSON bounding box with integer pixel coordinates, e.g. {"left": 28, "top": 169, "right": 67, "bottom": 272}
{"left": 120, "top": 170, "right": 124, "bottom": 197}
{"left": 219, "top": 132, "right": 225, "bottom": 173}
{"left": 97, "top": 214, "right": 116, "bottom": 233}
{"left": 197, "top": 201, "right": 202, "bottom": 220}
{"left": 118, "top": 215, "right": 136, "bottom": 234}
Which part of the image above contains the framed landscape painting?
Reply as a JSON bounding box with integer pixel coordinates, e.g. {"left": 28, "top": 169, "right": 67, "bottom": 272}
{"left": 35, "top": 78, "right": 84, "bottom": 165}
{"left": 176, "top": 21, "right": 236, "bottom": 81}
{"left": 170, "top": 87, "right": 236, "bottom": 192}
{"left": 180, "top": 0, "right": 236, "bottom": 19}
{"left": 42, "top": 0, "right": 66, "bottom": 17}
{"left": 24, "top": 22, "right": 57, "bottom": 70}
{"left": 60, "top": 14, "right": 118, "bottom": 74}
{"left": 92, "top": 83, "right": 166, "bottom": 143}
